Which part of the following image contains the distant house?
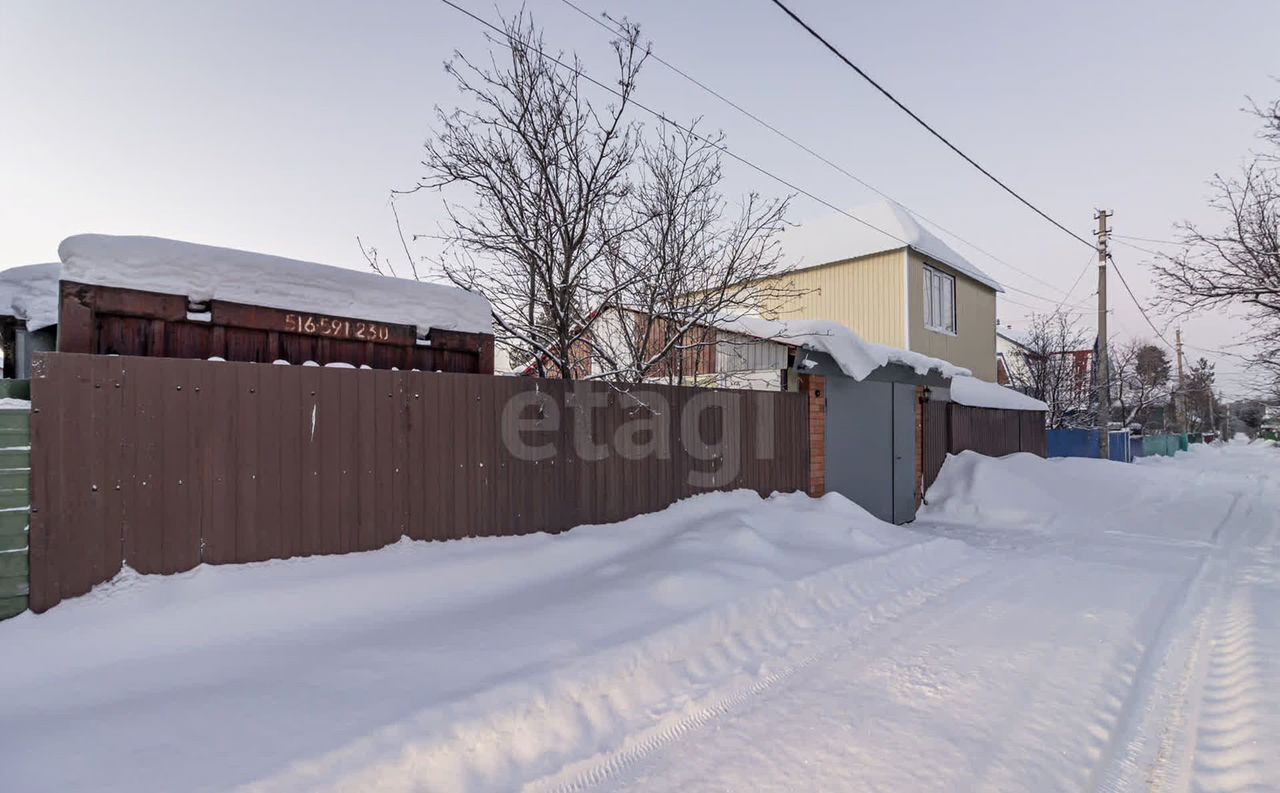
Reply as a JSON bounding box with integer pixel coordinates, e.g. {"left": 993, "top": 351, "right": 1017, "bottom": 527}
{"left": 746, "top": 199, "right": 1004, "bottom": 381}
{"left": 996, "top": 323, "right": 1094, "bottom": 421}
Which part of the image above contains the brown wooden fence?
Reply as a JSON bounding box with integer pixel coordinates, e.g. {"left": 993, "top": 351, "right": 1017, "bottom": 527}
{"left": 921, "top": 401, "right": 1046, "bottom": 496}
{"left": 29, "top": 353, "right": 808, "bottom": 612}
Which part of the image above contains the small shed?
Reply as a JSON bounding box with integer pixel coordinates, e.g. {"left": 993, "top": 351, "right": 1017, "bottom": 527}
{"left": 53, "top": 235, "right": 496, "bottom": 373}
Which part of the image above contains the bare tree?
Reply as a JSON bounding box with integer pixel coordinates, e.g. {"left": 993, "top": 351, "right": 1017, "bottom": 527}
{"left": 1111, "top": 339, "right": 1171, "bottom": 428}
{"left": 410, "top": 12, "right": 647, "bottom": 378}
{"left": 1017, "top": 310, "right": 1094, "bottom": 428}
{"left": 1151, "top": 94, "right": 1280, "bottom": 385}
{"left": 590, "top": 122, "right": 803, "bottom": 384}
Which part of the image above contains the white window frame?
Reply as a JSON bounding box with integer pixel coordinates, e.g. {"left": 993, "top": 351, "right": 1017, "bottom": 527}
{"left": 923, "top": 264, "right": 957, "bottom": 335}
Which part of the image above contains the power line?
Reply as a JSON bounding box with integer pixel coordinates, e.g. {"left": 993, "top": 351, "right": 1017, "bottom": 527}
{"left": 767, "top": 0, "right": 1095, "bottom": 251}
{"left": 554, "top": 0, "right": 1076, "bottom": 302}
{"left": 1107, "top": 252, "right": 1175, "bottom": 349}
{"left": 1113, "top": 233, "right": 1184, "bottom": 246}
{"left": 1112, "top": 237, "right": 1168, "bottom": 258}
{"left": 1108, "top": 252, "right": 1252, "bottom": 367}
{"left": 1054, "top": 254, "right": 1096, "bottom": 314}
{"left": 1000, "top": 293, "right": 1093, "bottom": 315}
{"left": 441, "top": 0, "right": 1075, "bottom": 308}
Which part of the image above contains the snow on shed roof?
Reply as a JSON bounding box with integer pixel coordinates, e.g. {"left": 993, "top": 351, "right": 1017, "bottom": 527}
{"left": 718, "top": 315, "right": 970, "bottom": 382}
{"left": 950, "top": 375, "right": 1048, "bottom": 411}
{"left": 780, "top": 199, "right": 1004, "bottom": 292}
{"left": 58, "top": 235, "right": 493, "bottom": 336}
{"left": 0, "top": 262, "right": 60, "bottom": 332}
{"left": 996, "top": 326, "right": 1033, "bottom": 348}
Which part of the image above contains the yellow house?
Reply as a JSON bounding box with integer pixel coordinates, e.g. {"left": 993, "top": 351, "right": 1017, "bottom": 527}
{"left": 761, "top": 199, "right": 1002, "bottom": 381}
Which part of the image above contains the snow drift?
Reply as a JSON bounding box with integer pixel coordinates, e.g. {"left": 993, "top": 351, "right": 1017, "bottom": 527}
{"left": 0, "top": 489, "right": 961, "bottom": 793}
{"left": 921, "top": 448, "right": 1244, "bottom": 542}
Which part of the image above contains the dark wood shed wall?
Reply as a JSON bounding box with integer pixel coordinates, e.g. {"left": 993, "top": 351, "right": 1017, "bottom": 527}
{"left": 58, "top": 281, "right": 495, "bottom": 374}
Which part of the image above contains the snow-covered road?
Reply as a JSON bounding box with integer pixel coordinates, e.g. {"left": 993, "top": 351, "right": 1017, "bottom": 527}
{"left": 2, "top": 442, "right": 1277, "bottom": 792}
{"left": 533, "top": 444, "right": 1280, "bottom": 793}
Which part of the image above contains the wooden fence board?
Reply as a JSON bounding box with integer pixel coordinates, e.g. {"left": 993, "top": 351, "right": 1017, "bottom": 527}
{"left": 28, "top": 353, "right": 809, "bottom": 611}
{"left": 920, "top": 401, "right": 1047, "bottom": 496}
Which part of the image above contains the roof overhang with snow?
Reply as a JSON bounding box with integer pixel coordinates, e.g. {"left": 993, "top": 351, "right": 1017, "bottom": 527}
{"left": 779, "top": 199, "right": 1005, "bottom": 293}
{"left": 716, "top": 315, "right": 971, "bottom": 382}
{"left": 58, "top": 234, "right": 494, "bottom": 336}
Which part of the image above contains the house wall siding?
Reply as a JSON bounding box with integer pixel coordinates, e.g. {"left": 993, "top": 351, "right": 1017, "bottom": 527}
{"left": 757, "top": 250, "right": 907, "bottom": 349}
{"left": 907, "top": 250, "right": 997, "bottom": 380}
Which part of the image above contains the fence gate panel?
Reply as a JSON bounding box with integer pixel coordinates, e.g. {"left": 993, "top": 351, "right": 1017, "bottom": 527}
{"left": 821, "top": 377, "right": 894, "bottom": 522}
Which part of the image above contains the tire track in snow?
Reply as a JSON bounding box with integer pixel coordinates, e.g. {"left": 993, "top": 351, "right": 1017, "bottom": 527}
{"left": 1083, "top": 485, "right": 1261, "bottom": 793}
{"left": 523, "top": 554, "right": 999, "bottom": 793}
{"left": 1190, "top": 588, "right": 1267, "bottom": 793}
{"left": 1085, "top": 548, "right": 1217, "bottom": 793}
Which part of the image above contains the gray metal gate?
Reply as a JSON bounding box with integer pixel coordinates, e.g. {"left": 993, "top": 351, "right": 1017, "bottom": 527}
{"left": 821, "top": 377, "right": 918, "bottom": 523}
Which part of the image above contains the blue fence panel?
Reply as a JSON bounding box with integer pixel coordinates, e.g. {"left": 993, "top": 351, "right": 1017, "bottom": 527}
{"left": 1047, "top": 429, "right": 1133, "bottom": 461}
{"left": 1047, "top": 428, "right": 1099, "bottom": 459}
{"left": 1109, "top": 430, "right": 1131, "bottom": 463}
{"left": 1131, "top": 436, "right": 1146, "bottom": 458}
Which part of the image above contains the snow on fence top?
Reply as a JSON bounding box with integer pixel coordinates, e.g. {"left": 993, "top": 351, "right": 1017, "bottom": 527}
{"left": 0, "top": 262, "right": 60, "bottom": 331}
{"left": 949, "top": 374, "right": 1048, "bottom": 411}
{"left": 58, "top": 234, "right": 494, "bottom": 336}
{"left": 780, "top": 198, "right": 1004, "bottom": 292}
{"left": 721, "top": 315, "right": 971, "bottom": 382}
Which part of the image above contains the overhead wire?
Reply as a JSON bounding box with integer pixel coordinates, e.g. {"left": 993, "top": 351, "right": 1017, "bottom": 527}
{"left": 443, "top": 0, "right": 1077, "bottom": 310}
{"left": 1106, "top": 253, "right": 1175, "bottom": 350}
{"left": 554, "top": 0, "right": 1077, "bottom": 302}
{"left": 766, "top": 0, "right": 1096, "bottom": 251}
{"left": 1113, "top": 233, "right": 1185, "bottom": 246}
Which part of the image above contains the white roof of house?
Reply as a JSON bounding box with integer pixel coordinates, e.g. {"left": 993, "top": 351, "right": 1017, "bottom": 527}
{"left": 718, "top": 315, "right": 971, "bottom": 382}
{"left": 0, "top": 262, "right": 60, "bottom": 332}
{"left": 780, "top": 199, "right": 1004, "bottom": 292}
{"left": 58, "top": 234, "right": 493, "bottom": 336}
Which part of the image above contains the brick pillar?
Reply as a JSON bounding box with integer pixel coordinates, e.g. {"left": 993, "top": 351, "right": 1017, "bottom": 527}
{"left": 800, "top": 374, "right": 825, "bottom": 497}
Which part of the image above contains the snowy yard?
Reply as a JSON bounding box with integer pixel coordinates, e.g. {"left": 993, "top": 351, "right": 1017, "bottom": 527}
{"left": 2, "top": 442, "right": 1278, "bottom": 792}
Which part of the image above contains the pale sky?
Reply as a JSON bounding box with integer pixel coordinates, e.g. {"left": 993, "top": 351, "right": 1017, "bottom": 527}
{"left": 3, "top": 0, "right": 1277, "bottom": 394}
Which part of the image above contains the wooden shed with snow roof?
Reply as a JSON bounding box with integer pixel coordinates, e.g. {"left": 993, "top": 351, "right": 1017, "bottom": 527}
{"left": 53, "top": 235, "right": 496, "bottom": 373}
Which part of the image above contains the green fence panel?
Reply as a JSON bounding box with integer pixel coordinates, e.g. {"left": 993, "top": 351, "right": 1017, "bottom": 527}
{"left": 1137, "top": 434, "right": 1180, "bottom": 457}
{"left": 0, "top": 596, "right": 25, "bottom": 621}
{"left": 0, "top": 379, "right": 30, "bottom": 400}
{"left": 0, "top": 406, "right": 30, "bottom": 621}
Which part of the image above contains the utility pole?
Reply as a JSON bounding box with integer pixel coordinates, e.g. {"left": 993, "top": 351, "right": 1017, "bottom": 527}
{"left": 1095, "top": 209, "right": 1112, "bottom": 460}
{"left": 1175, "top": 328, "right": 1187, "bottom": 434}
